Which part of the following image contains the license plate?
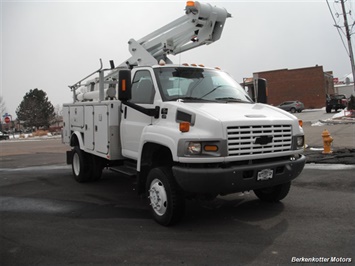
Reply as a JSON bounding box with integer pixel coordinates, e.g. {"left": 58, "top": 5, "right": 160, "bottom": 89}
{"left": 257, "top": 169, "right": 273, "bottom": 181}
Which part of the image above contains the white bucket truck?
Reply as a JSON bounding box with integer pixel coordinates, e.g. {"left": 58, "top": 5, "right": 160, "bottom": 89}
{"left": 62, "top": 1, "right": 305, "bottom": 226}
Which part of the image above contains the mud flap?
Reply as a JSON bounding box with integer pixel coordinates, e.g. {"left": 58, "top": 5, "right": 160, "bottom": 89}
{"left": 66, "top": 150, "right": 73, "bottom": 165}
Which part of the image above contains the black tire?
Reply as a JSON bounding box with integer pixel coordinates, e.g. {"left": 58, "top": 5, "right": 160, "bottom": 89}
{"left": 290, "top": 108, "right": 296, "bottom": 113}
{"left": 146, "top": 167, "right": 185, "bottom": 226}
{"left": 71, "top": 146, "right": 92, "bottom": 183}
{"left": 326, "top": 107, "right": 332, "bottom": 113}
{"left": 90, "top": 155, "right": 104, "bottom": 181}
{"left": 254, "top": 182, "right": 291, "bottom": 202}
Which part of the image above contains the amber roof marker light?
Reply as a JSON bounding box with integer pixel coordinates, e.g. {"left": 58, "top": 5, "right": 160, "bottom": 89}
{"left": 186, "top": 1, "right": 195, "bottom": 7}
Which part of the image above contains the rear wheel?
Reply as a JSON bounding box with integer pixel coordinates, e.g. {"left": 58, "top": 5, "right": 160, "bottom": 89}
{"left": 146, "top": 167, "right": 185, "bottom": 226}
{"left": 72, "top": 146, "right": 92, "bottom": 183}
{"left": 254, "top": 182, "right": 291, "bottom": 202}
{"left": 290, "top": 107, "right": 296, "bottom": 113}
{"left": 90, "top": 155, "right": 104, "bottom": 181}
{"left": 326, "top": 106, "right": 332, "bottom": 113}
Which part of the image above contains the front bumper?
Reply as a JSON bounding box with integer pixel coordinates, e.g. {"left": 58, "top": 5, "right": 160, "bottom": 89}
{"left": 172, "top": 155, "right": 306, "bottom": 195}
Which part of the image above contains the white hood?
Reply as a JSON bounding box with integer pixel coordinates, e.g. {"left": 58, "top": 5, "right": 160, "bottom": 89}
{"left": 182, "top": 102, "right": 297, "bottom": 125}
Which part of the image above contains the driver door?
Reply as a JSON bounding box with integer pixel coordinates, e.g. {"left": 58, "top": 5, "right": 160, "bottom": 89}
{"left": 120, "top": 69, "right": 156, "bottom": 159}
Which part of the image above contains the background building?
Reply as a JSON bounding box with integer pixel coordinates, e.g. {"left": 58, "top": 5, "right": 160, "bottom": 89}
{"left": 334, "top": 73, "right": 354, "bottom": 98}
{"left": 251, "top": 65, "right": 334, "bottom": 108}
{"left": 335, "top": 83, "right": 354, "bottom": 97}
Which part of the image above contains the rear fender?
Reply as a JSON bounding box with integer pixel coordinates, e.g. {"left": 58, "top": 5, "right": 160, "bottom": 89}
{"left": 70, "top": 131, "right": 84, "bottom": 148}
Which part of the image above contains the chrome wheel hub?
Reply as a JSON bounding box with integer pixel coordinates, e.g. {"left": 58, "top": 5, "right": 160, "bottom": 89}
{"left": 148, "top": 178, "right": 168, "bottom": 216}
{"left": 73, "top": 153, "right": 80, "bottom": 176}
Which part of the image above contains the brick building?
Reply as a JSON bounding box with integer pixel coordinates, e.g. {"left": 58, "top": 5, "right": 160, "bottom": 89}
{"left": 253, "top": 66, "right": 335, "bottom": 109}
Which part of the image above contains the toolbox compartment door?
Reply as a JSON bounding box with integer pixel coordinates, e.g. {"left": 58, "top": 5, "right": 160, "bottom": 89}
{"left": 94, "top": 105, "right": 109, "bottom": 154}
{"left": 84, "top": 106, "right": 94, "bottom": 150}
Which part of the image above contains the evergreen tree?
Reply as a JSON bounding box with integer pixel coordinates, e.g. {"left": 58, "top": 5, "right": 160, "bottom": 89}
{"left": 16, "top": 88, "right": 55, "bottom": 129}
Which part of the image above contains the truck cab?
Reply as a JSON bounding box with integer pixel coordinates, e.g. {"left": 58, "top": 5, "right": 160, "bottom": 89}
{"left": 326, "top": 94, "right": 348, "bottom": 113}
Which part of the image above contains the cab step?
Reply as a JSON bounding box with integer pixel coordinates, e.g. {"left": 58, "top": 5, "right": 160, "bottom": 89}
{"left": 110, "top": 161, "right": 137, "bottom": 177}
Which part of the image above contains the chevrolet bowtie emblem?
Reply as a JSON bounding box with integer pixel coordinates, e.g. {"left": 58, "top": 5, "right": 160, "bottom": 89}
{"left": 255, "top": 136, "right": 273, "bottom": 145}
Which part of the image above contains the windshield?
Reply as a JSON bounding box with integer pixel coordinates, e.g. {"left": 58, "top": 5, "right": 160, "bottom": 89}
{"left": 154, "top": 67, "right": 253, "bottom": 103}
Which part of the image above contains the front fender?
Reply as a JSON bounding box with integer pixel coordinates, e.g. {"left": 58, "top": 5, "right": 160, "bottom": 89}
{"left": 137, "top": 128, "right": 178, "bottom": 170}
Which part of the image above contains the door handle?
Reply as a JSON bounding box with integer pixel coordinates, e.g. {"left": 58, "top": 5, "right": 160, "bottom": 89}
{"left": 124, "top": 106, "right": 127, "bottom": 119}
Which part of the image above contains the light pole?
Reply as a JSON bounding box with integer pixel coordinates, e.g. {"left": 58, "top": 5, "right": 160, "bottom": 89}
{"left": 340, "top": 0, "right": 355, "bottom": 93}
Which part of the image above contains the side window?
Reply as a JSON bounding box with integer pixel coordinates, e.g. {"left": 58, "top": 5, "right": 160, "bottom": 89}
{"left": 131, "top": 70, "right": 155, "bottom": 104}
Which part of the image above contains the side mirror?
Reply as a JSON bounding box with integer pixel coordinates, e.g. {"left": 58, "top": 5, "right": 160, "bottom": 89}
{"left": 118, "top": 69, "right": 132, "bottom": 101}
{"left": 257, "top": 78, "right": 268, "bottom": 104}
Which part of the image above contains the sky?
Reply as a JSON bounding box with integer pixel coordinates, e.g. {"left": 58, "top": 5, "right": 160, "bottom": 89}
{"left": 1, "top": 0, "right": 354, "bottom": 119}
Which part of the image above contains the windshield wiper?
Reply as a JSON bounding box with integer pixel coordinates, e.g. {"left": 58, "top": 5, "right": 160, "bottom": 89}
{"left": 169, "top": 97, "right": 214, "bottom": 102}
{"left": 215, "top": 97, "right": 250, "bottom": 103}
{"left": 200, "top": 85, "right": 223, "bottom": 99}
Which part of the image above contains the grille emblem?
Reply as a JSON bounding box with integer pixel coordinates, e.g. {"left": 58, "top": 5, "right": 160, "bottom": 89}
{"left": 255, "top": 136, "right": 273, "bottom": 145}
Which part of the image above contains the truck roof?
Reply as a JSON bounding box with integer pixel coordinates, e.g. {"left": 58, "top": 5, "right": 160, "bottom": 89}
{"left": 136, "top": 63, "right": 221, "bottom": 71}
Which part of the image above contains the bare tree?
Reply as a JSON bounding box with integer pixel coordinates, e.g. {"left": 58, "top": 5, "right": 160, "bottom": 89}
{"left": 0, "top": 96, "right": 6, "bottom": 117}
{"left": 54, "top": 104, "right": 63, "bottom": 127}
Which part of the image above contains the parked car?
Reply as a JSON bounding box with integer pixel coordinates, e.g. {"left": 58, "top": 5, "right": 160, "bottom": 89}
{"left": 326, "top": 94, "right": 348, "bottom": 113}
{"left": 0, "top": 131, "right": 10, "bottom": 140}
{"left": 277, "top": 101, "right": 304, "bottom": 113}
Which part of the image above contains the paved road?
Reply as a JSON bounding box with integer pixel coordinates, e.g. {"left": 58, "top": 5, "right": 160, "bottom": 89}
{"left": 0, "top": 138, "right": 68, "bottom": 168}
{"left": 292, "top": 108, "right": 355, "bottom": 164}
{"left": 293, "top": 108, "right": 355, "bottom": 149}
{"left": 0, "top": 128, "right": 354, "bottom": 265}
{"left": 293, "top": 108, "right": 334, "bottom": 123}
{"left": 1, "top": 163, "right": 354, "bottom": 266}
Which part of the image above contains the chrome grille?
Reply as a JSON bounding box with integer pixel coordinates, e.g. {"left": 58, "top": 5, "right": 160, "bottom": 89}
{"left": 227, "top": 125, "right": 292, "bottom": 156}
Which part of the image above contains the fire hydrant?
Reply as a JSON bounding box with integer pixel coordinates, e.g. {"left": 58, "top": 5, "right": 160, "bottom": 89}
{"left": 322, "top": 129, "right": 333, "bottom": 154}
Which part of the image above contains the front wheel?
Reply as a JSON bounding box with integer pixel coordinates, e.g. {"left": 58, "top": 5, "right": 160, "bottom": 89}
{"left": 254, "top": 182, "right": 291, "bottom": 202}
{"left": 146, "top": 167, "right": 185, "bottom": 226}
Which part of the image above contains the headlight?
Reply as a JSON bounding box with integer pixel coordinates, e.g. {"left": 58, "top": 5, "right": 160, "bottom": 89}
{"left": 179, "top": 140, "right": 225, "bottom": 157}
{"left": 295, "top": 136, "right": 304, "bottom": 149}
{"left": 186, "top": 142, "right": 219, "bottom": 155}
{"left": 187, "top": 142, "right": 202, "bottom": 155}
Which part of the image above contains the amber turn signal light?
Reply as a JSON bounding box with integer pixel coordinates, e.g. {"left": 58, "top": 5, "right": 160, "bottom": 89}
{"left": 298, "top": 119, "right": 303, "bottom": 127}
{"left": 179, "top": 122, "right": 190, "bottom": 132}
{"left": 204, "top": 145, "right": 218, "bottom": 152}
{"left": 121, "top": 79, "right": 126, "bottom": 92}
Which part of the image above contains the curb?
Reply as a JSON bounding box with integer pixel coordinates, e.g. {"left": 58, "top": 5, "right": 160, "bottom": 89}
{"left": 304, "top": 148, "right": 355, "bottom": 165}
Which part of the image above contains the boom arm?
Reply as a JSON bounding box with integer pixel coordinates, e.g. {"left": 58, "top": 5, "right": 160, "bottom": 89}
{"left": 70, "top": 1, "right": 231, "bottom": 102}
{"left": 122, "top": 1, "right": 231, "bottom": 67}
